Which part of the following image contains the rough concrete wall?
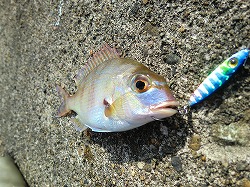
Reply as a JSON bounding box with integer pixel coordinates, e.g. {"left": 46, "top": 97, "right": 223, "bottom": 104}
{"left": 1, "top": 0, "right": 249, "bottom": 186}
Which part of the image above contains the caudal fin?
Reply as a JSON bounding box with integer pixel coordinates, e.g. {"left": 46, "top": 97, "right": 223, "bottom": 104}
{"left": 56, "top": 85, "right": 71, "bottom": 117}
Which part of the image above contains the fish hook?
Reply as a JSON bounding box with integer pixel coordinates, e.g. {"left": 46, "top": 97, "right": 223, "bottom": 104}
{"left": 178, "top": 105, "right": 190, "bottom": 115}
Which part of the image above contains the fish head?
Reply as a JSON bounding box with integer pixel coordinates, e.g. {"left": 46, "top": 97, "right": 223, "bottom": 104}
{"left": 128, "top": 70, "right": 179, "bottom": 120}
{"left": 106, "top": 62, "right": 179, "bottom": 128}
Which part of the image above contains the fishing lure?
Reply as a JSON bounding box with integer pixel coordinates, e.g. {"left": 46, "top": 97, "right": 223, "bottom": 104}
{"left": 188, "top": 48, "right": 249, "bottom": 107}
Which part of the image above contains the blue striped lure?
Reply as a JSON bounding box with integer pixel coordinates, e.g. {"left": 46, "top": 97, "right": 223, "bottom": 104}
{"left": 188, "top": 48, "right": 249, "bottom": 107}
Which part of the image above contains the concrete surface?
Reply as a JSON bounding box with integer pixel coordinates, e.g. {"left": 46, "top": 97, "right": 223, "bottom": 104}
{"left": 1, "top": 0, "right": 249, "bottom": 186}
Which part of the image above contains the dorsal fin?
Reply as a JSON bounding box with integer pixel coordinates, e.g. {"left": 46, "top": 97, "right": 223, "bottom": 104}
{"left": 74, "top": 44, "right": 120, "bottom": 86}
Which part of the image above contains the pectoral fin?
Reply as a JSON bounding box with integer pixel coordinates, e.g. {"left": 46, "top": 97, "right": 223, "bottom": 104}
{"left": 104, "top": 98, "right": 124, "bottom": 119}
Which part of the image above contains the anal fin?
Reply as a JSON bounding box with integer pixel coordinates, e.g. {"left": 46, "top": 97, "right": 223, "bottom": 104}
{"left": 71, "top": 116, "right": 88, "bottom": 132}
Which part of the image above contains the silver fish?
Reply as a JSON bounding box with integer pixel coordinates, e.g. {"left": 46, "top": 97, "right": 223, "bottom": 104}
{"left": 56, "top": 44, "right": 179, "bottom": 132}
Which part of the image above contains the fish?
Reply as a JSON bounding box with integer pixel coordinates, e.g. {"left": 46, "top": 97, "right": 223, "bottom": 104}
{"left": 188, "top": 48, "right": 249, "bottom": 107}
{"left": 56, "top": 44, "right": 179, "bottom": 132}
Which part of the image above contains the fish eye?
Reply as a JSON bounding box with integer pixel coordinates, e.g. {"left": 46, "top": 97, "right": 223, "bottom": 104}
{"left": 131, "top": 74, "right": 151, "bottom": 93}
{"left": 136, "top": 80, "right": 146, "bottom": 90}
{"left": 228, "top": 57, "right": 238, "bottom": 68}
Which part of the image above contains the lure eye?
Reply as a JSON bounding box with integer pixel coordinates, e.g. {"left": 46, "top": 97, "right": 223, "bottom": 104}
{"left": 228, "top": 57, "right": 238, "bottom": 68}
{"left": 131, "top": 74, "right": 151, "bottom": 93}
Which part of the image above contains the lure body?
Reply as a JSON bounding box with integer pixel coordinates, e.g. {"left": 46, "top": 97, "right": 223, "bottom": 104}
{"left": 189, "top": 49, "right": 249, "bottom": 106}
{"left": 56, "top": 45, "right": 179, "bottom": 132}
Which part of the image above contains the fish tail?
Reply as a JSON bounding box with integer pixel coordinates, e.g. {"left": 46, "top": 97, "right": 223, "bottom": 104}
{"left": 56, "top": 85, "right": 71, "bottom": 117}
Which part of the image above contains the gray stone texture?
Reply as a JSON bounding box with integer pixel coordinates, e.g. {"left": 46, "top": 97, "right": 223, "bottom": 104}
{"left": 1, "top": 0, "right": 249, "bottom": 186}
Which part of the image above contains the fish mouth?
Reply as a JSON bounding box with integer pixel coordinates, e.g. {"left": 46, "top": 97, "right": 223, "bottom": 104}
{"left": 150, "top": 100, "right": 179, "bottom": 118}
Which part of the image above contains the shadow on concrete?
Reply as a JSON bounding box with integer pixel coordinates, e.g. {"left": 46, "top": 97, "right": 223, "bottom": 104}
{"left": 90, "top": 113, "right": 192, "bottom": 163}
